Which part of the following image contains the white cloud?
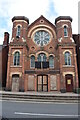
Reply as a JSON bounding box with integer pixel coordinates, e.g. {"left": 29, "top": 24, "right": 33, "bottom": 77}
{"left": 52, "top": 0, "right": 79, "bottom": 34}
{"left": 0, "top": 0, "right": 79, "bottom": 44}
{"left": 0, "top": 0, "right": 49, "bottom": 22}
{"left": 0, "top": 0, "right": 50, "bottom": 44}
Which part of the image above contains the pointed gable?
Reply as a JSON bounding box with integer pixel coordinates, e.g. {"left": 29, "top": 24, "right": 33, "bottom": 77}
{"left": 27, "top": 15, "right": 56, "bottom": 39}
{"left": 28, "top": 15, "right": 56, "bottom": 30}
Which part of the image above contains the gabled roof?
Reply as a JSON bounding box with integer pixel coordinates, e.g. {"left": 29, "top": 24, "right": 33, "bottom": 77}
{"left": 28, "top": 15, "right": 56, "bottom": 29}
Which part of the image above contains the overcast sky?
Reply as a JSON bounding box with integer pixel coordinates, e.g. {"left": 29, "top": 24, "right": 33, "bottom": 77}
{"left": 0, "top": 0, "right": 79, "bottom": 44}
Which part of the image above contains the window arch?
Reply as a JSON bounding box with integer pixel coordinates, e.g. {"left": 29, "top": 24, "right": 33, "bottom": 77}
{"left": 49, "top": 55, "right": 54, "bottom": 68}
{"left": 37, "top": 53, "right": 47, "bottom": 62}
{"left": 30, "top": 55, "right": 35, "bottom": 68}
{"left": 16, "top": 25, "right": 21, "bottom": 38}
{"left": 14, "top": 52, "right": 20, "bottom": 66}
{"left": 64, "top": 26, "right": 68, "bottom": 37}
{"left": 65, "top": 52, "right": 71, "bottom": 65}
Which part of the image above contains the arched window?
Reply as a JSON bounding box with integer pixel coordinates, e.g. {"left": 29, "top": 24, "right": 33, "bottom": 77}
{"left": 65, "top": 52, "right": 71, "bottom": 65}
{"left": 14, "top": 52, "right": 20, "bottom": 66}
{"left": 31, "top": 55, "right": 35, "bottom": 68}
{"left": 37, "top": 53, "right": 46, "bottom": 62}
{"left": 64, "top": 26, "right": 68, "bottom": 37}
{"left": 16, "top": 25, "right": 20, "bottom": 38}
{"left": 49, "top": 55, "right": 54, "bottom": 68}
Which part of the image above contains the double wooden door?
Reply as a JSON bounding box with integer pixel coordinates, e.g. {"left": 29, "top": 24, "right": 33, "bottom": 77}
{"left": 37, "top": 75, "right": 48, "bottom": 92}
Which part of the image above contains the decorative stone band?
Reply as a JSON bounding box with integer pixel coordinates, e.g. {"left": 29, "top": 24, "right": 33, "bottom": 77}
{"left": 12, "top": 16, "right": 29, "bottom": 24}
{"left": 55, "top": 16, "right": 72, "bottom": 24}
{"left": 10, "top": 72, "right": 22, "bottom": 77}
{"left": 25, "top": 70, "right": 60, "bottom": 74}
{"left": 63, "top": 72, "right": 75, "bottom": 77}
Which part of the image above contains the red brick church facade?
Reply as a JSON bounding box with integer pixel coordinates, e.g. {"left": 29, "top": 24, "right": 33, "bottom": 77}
{"left": 6, "top": 15, "right": 79, "bottom": 92}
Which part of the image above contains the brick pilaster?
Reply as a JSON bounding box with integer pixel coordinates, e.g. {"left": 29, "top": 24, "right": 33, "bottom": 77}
{"left": 73, "top": 47, "right": 79, "bottom": 88}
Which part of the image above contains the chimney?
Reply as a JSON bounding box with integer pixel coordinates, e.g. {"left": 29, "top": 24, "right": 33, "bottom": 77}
{"left": 3, "top": 32, "right": 9, "bottom": 46}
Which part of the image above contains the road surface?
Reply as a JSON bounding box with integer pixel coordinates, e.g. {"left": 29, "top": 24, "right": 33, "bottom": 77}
{"left": 1, "top": 100, "right": 79, "bottom": 119}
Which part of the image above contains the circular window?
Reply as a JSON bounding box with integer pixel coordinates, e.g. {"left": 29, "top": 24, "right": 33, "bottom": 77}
{"left": 40, "top": 20, "right": 44, "bottom": 23}
{"left": 34, "top": 30, "right": 50, "bottom": 46}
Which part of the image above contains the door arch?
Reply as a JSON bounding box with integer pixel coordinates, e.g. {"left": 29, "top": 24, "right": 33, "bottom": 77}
{"left": 65, "top": 74, "right": 73, "bottom": 92}
{"left": 12, "top": 74, "right": 19, "bottom": 92}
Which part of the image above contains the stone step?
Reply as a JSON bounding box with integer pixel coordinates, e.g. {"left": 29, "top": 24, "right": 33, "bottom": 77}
{"left": 2, "top": 94, "right": 79, "bottom": 100}
{"left": 1, "top": 92, "right": 79, "bottom": 103}
{"left": 1, "top": 92, "right": 78, "bottom": 96}
{"left": 1, "top": 97, "right": 78, "bottom": 103}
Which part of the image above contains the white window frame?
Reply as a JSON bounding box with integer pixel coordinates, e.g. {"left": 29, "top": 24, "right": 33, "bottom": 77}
{"left": 16, "top": 25, "right": 21, "bottom": 37}
{"left": 13, "top": 52, "right": 20, "bottom": 66}
{"left": 30, "top": 55, "right": 35, "bottom": 68}
{"left": 65, "top": 52, "right": 71, "bottom": 66}
{"left": 64, "top": 26, "right": 68, "bottom": 37}
{"left": 49, "top": 55, "right": 54, "bottom": 68}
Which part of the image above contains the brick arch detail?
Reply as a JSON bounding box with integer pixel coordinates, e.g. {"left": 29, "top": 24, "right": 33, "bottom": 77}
{"left": 36, "top": 51, "right": 49, "bottom": 58}
{"left": 29, "top": 54, "right": 36, "bottom": 57}
{"left": 10, "top": 72, "right": 22, "bottom": 77}
{"left": 15, "top": 24, "right": 22, "bottom": 28}
{"left": 63, "top": 72, "right": 75, "bottom": 77}
{"left": 28, "top": 25, "right": 56, "bottom": 39}
{"left": 49, "top": 54, "right": 55, "bottom": 57}
{"left": 12, "top": 50, "right": 21, "bottom": 55}
{"left": 63, "top": 50, "right": 72, "bottom": 55}
{"left": 62, "top": 24, "right": 68, "bottom": 28}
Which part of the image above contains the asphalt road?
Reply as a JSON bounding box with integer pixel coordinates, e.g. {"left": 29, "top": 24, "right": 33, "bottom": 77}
{"left": 1, "top": 100, "right": 79, "bottom": 120}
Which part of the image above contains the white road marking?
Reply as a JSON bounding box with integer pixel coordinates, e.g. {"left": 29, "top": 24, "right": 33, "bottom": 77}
{"left": 14, "top": 112, "right": 79, "bottom": 117}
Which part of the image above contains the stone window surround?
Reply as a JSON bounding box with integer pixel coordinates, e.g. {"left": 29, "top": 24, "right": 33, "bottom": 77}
{"left": 29, "top": 52, "right": 55, "bottom": 60}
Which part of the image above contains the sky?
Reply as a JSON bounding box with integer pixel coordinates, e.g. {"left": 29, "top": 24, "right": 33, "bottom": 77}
{"left": 0, "top": 0, "right": 79, "bottom": 44}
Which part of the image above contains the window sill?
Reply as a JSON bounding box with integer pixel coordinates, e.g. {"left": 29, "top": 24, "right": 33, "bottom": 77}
{"left": 30, "top": 68, "right": 55, "bottom": 70}
{"left": 49, "top": 67, "right": 54, "bottom": 69}
{"left": 63, "top": 65, "right": 74, "bottom": 67}
{"left": 30, "top": 67, "right": 35, "bottom": 69}
{"left": 64, "top": 36, "right": 68, "bottom": 38}
{"left": 10, "top": 66, "right": 22, "bottom": 68}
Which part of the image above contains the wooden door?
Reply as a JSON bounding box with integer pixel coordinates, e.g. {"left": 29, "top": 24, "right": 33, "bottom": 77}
{"left": 66, "top": 74, "right": 73, "bottom": 92}
{"left": 12, "top": 75, "right": 19, "bottom": 92}
{"left": 37, "top": 75, "right": 48, "bottom": 92}
{"left": 37, "top": 76, "right": 42, "bottom": 91}
{"left": 43, "top": 76, "right": 48, "bottom": 92}
{"left": 28, "top": 75, "right": 35, "bottom": 91}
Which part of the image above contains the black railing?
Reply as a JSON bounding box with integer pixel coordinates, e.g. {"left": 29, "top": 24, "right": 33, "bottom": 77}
{"left": 35, "top": 61, "right": 49, "bottom": 69}
{"left": 42, "top": 61, "right": 49, "bottom": 68}
{"left": 35, "top": 62, "right": 41, "bottom": 69}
